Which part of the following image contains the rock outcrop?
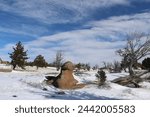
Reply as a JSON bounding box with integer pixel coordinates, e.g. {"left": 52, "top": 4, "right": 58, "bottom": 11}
{"left": 45, "top": 61, "right": 85, "bottom": 89}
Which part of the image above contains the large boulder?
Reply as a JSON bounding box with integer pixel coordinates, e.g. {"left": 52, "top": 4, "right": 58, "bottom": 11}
{"left": 45, "top": 61, "right": 85, "bottom": 89}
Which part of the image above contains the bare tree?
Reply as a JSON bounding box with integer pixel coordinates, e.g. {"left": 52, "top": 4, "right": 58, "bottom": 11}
{"left": 103, "top": 61, "right": 112, "bottom": 69}
{"left": 112, "top": 61, "right": 122, "bottom": 73}
{"left": 103, "top": 61, "right": 121, "bottom": 73}
{"left": 53, "top": 50, "right": 64, "bottom": 71}
{"left": 116, "top": 33, "right": 150, "bottom": 76}
{"left": 92, "top": 64, "right": 99, "bottom": 70}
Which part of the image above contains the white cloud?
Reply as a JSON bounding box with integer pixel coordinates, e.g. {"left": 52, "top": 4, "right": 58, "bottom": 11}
{"left": 0, "top": 23, "right": 49, "bottom": 37}
{"left": 86, "top": 12, "right": 150, "bottom": 38}
{"left": 25, "top": 11, "right": 150, "bottom": 65}
{"left": 23, "top": 29, "right": 125, "bottom": 65}
{"left": 1, "top": 11, "right": 150, "bottom": 66}
{"left": 0, "top": 0, "right": 129, "bottom": 24}
{"left": 0, "top": 43, "right": 14, "bottom": 61}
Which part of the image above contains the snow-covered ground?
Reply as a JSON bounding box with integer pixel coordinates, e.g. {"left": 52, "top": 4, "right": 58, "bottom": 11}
{"left": 0, "top": 67, "right": 150, "bottom": 100}
{"left": 0, "top": 64, "right": 12, "bottom": 72}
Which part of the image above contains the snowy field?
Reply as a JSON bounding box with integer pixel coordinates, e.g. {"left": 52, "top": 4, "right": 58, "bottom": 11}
{"left": 0, "top": 64, "right": 12, "bottom": 72}
{"left": 0, "top": 67, "right": 150, "bottom": 100}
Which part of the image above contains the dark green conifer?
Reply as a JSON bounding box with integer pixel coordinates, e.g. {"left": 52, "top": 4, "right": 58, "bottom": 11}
{"left": 9, "top": 41, "right": 28, "bottom": 70}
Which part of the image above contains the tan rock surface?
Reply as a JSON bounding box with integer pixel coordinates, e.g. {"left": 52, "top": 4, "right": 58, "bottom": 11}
{"left": 46, "top": 61, "right": 85, "bottom": 89}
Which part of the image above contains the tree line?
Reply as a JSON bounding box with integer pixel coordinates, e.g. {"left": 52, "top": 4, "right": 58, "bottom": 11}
{"left": 8, "top": 32, "right": 150, "bottom": 74}
{"left": 8, "top": 41, "right": 92, "bottom": 71}
{"left": 9, "top": 41, "right": 64, "bottom": 70}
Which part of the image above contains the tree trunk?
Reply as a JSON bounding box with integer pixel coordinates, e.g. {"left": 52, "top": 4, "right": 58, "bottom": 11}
{"left": 123, "top": 67, "right": 127, "bottom": 72}
{"left": 57, "top": 66, "right": 60, "bottom": 71}
{"left": 13, "top": 64, "right": 16, "bottom": 70}
{"left": 128, "top": 64, "right": 134, "bottom": 76}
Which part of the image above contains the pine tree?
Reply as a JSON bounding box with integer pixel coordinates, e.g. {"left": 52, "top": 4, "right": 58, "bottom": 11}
{"left": 33, "top": 55, "right": 48, "bottom": 69}
{"left": 95, "top": 69, "right": 106, "bottom": 86}
{"left": 85, "top": 63, "right": 91, "bottom": 71}
{"left": 142, "top": 57, "right": 150, "bottom": 71}
{"left": 75, "top": 63, "right": 81, "bottom": 70}
{"left": 9, "top": 41, "right": 28, "bottom": 70}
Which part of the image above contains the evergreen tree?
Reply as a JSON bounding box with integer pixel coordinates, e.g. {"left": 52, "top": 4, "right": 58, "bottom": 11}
{"left": 95, "top": 69, "right": 106, "bottom": 86}
{"left": 25, "top": 61, "right": 34, "bottom": 66}
{"left": 75, "top": 63, "right": 91, "bottom": 71}
{"left": 75, "top": 63, "right": 82, "bottom": 70}
{"left": 33, "top": 55, "right": 48, "bottom": 69}
{"left": 9, "top": 41, "right": 28, "bottom": 70}
{"left": 85, "top": 63, "right": 91, "bottom": 71}
{"left": 142, "top": 57, "right": 150, "bottom": 71}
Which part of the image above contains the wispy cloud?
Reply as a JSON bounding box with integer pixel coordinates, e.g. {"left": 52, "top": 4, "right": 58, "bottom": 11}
{"left": 0, "top": 26, "right": 43, "bottom": 37}
{"left": 1, "top": 1, "right": 150, "bottom": 65}
{"left": 0, "top": 18, "right": 49, "bottom": 37}
{"left": 0, "top": 0, "right": 129, "bottom": 24}
{"left": 86, "top": 12, "right": 150, "bottom": 39}
{"left": 23, "top": 11, "right": 150, "bottom": 65}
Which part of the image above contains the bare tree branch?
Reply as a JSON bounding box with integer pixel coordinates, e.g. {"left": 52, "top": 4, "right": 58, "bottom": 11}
{"left": 116, "top": 33, "right": 150, "bottom": 76}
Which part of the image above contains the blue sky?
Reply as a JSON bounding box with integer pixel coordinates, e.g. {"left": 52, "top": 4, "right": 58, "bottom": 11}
{"left": 0, "top": 0, "right": 150, "bottom": 65}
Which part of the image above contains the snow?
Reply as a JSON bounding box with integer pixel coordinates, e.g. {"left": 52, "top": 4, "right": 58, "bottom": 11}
{"left": 0, "top": 64, "right": 12, "bottom": 71}
{"left": 0, "top": 67, "right": 150, "bottom": 100}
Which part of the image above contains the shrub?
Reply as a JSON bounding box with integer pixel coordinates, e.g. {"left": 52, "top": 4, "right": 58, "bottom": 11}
{"left": 142, "top": 57, "right": 150, "bottom": 71}
{"left": 95, "top": 69, "right": 106, "bottom": 86}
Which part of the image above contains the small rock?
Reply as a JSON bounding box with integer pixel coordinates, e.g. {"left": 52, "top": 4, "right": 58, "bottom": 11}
{"left": 51, "top": 95, "right": 56, "bottom": 98}
{"left": 42, "top": 88, "right": 48, "bottom": 91}
{"left": 55, "top": 91, "right": 65, "bottom": 95}
{"left": 12, "top": 95, "right": 17, "bottom": 97}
